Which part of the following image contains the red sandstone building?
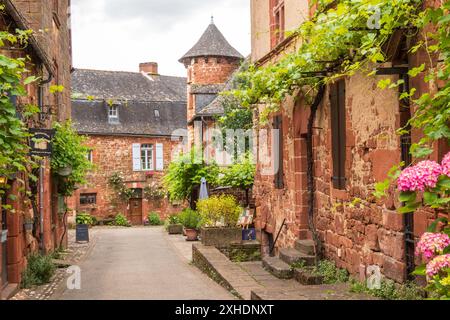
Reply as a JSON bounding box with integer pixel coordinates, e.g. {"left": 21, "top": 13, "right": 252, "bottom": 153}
{"left": 0, "top": 0, "right": 72, "bottom": 299}
{"left": 179, "top": 19, "right": 243, "bottom": 150}
{"left": 68, "top": 64, "right": 187, "bottom": 224}
{"left": 251, "top": 0, "right": 449, "bottom": 283}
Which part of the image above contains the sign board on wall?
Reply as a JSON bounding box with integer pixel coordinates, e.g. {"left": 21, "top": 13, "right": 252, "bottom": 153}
{"left": 29, "top": 128, "right": 55, "bottom": 157}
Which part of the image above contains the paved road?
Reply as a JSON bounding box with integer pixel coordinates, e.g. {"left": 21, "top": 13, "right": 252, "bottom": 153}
{"left": 60, "top": 227, "right": 233, "bottom": 300}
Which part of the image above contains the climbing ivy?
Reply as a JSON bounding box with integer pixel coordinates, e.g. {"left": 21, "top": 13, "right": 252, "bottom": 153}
{"left": 230, "top": 0, "right": 449, "bottom": 190}
{"left": 0, "top": 23, "right": 39, "bottom": 187}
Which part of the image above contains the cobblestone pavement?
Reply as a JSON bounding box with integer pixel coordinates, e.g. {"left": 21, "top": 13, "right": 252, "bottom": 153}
{"left": 10, "top": 228, "right": 98, "bottom": 300}
{"left": 59, "top": 227, "right": 233, "bottom": 300}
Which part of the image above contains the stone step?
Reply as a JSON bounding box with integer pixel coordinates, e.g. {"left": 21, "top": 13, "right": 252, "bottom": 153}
{"left": 262, "top": 256, "right": 293, "bottom": 279}
{"left": 294, "top": 267, "right": 324, "bottom": 285}
{"left": 279, "top": 248, "right": 316, "bottom": 266}
{"left": 294, "top": 239, "right": 316, "bottom": 255}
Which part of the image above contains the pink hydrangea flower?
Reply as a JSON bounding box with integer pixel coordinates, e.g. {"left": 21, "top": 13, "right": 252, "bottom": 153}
{"left": 416, "top": 232, "right": 450, "bottom": 261}
{"left": 426, "top": 254, "right": 450, "bottom": 277}
{"left": 442, "top": 152, "right": 450, "bottom": 177}
{"left": 397, "top": 160, "right": 442, "bottom": 192}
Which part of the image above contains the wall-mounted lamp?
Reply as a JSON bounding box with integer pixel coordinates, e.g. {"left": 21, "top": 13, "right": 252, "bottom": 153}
{"left": 0, "top": 177, "right": 7, "bottom": 185}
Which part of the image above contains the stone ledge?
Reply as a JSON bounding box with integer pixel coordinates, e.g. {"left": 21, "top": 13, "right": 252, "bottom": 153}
{"left": 262, "top": 256, "right": 293, "bottom": 279}
{"left": 192, "top": 243, "right": 261, "bottom": 300}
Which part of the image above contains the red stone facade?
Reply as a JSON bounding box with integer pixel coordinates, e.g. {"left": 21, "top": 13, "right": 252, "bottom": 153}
{"left": 185, "top": 56, "right": 241, "bottom": 146}
{"left": 67, "top": 136, "right": 184, "bottom": 224}
{"left": 252, "top": 0, "right": 449, "bottom": 283}
{"left": 1, "top": 0, "right": 72, "bottom": 297}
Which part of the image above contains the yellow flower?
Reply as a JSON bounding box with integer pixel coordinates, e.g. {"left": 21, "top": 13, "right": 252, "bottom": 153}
{"left": 440, "top": 276, "right": 450, "bottom": 286}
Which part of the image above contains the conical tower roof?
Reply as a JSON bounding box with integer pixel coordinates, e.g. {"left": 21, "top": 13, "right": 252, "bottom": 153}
{"left": 179, "top": 19, "right": 243, "bottom": 63}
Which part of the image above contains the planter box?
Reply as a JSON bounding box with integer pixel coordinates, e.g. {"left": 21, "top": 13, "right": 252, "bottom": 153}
{"left": 75, "top": 224, "right": 89, "bottom": 243}
{"left": 168, "top": 224, "right": 183, "bottom": 235}
{"left": 200, "top": 227, "right": 242, "bottom": 248}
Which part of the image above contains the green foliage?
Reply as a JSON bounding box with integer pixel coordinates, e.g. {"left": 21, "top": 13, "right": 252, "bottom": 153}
{"left": 349, "top": 279, "right": 424, "bottom": 300}
{"left": 114, "top": 213, "right": 131, "bottom": 227}
{"left": 178, "top": 208, "right": 202, "bottom": 230}
{"left": 168, "top": 214, "right": 180, "bottom": 225}
{"left": 312, "top": 260, "right": 349, "bottom": 284}
{"left": 148, "top": 212, "right": 163, "bottom": 226}
{"left": 108, "top": 172, "right": 133, "bottom": 203}
{"left": 75, "top": 212, "right": 94, "bottom": 225}
{"left": 219, "top": 154, "right": 255, "bottom": 190}
{"left": 163, "top": 148, "right": 219, "bottom": 201}
{"left": 230, "top": 0, "right": 423, "bottom": 122}
{"left": 197, "top": 195, "right": 242, "bottom": 228}
{"left": 51, "top": 121, "right": 93, "bottom": 196}
{"left": 143, "top": 183, "right": 166, "bottom": 200}
{"left": 0, "top": 26, "right": 38, "bottom": 191}
{"left": 21, "top": 254, "right": 56, "bottom": 288}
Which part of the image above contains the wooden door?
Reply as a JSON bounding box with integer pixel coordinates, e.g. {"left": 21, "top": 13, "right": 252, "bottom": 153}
{"left": 130, "top": 199, "right": 143, "bottom": 225}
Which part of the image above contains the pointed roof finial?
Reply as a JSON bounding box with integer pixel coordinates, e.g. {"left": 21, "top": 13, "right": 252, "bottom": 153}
{"left": 211, "top": 15, "right": 214, "bottom": 24}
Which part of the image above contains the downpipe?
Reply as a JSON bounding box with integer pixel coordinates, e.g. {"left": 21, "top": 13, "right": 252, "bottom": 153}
{"left": 306, "top": 84, "right": 326, "bottom": 265}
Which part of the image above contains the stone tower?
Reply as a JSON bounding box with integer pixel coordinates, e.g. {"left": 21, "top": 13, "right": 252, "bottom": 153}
{"left": 179, "top": 18, "right": 243, "bottom": 146}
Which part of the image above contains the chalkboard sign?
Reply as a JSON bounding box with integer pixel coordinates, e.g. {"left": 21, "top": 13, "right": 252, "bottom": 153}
{"left": 76, "top": 224, "right": 89, "bottom": 243}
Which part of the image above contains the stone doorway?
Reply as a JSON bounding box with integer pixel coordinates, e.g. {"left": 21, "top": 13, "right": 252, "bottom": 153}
{"left": 129, "top": 198, "right": 143, "bottom": 225}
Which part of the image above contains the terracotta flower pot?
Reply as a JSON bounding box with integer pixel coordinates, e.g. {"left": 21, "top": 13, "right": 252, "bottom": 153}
{"left": 185, "top": 228, "right": 199, "bottom": 241}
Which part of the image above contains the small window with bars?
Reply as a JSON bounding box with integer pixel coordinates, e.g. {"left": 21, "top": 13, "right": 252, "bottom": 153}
{"left": 80, "top": 193, "right": 97, "bottom": 205}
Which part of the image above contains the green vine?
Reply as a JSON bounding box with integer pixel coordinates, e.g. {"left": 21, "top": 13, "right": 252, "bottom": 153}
{"left": 0, "top": 21, "right": 39, "bottom": 196}
{"left": 51, "top": 121, "right": 93, "bottom": 196}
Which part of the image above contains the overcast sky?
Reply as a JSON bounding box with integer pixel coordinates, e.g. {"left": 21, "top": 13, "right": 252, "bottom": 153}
{"left": 71, "top": 0, "right": 251, "bottom": 77}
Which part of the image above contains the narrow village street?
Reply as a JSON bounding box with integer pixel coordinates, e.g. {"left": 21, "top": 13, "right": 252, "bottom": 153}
{"left": 58, "top": 227, "right": 233, "bottom": 300}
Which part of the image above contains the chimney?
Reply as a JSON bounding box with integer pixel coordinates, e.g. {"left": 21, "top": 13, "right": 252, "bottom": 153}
{"left": 139, "top": 62, "right": 158, "bottom": 75}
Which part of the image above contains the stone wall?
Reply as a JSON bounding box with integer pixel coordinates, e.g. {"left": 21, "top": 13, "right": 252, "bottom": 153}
{"left": 1, "top": 1, "right": 71, "bottom": 291}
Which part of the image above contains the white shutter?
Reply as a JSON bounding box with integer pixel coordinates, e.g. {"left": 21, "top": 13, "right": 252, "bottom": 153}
{"left": 132, "top": 143, "right": 141, "bottom": 171}
{"left": 155, "top": 143, "right": 164, "bottom": 171}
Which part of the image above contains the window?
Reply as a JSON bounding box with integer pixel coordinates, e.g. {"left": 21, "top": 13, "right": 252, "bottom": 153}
{"left": 330, "top": 80, "right": 347, "bottom": 190}
{"left": 273, "top": 115, "right": 284, "bottom": 189}
{"left": 80, "top": 193, "right": 97, "bottom": 205}
{"left": 141, "top": 144, "right": 154, "bottom": 171}
{"left": 108, "top": 105, "right": 119, "bottom": 123}
{"left": 154, "top": 109, "right": 160, "bottom": 118}
{"left": 270, "top": 0, "right": 285, "bottom": 48}
{"left": 86, "top": 150, "right": 93, "bottom": 163}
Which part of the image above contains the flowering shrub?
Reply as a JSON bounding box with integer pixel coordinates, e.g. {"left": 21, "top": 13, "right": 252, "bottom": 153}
{"left": 397, "top": 160, "right": 442, "bottom": 192}
{"left": 426, "top": 254, "right": 450, "bottom": 277}
{"left": 415, "top": 233, "right": 450, "bottom": 262}
{"left": 398, "top": 154, "right": 450, "bottom": 214}
{"left": 396, "top": 152, "right": 450, "bottom": 299}
{"left": 442, "top": 153, "right": 450, "bottom": 177}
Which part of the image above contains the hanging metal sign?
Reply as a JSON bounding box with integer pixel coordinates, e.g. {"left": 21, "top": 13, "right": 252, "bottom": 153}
{"left": 29, "top": 128, "right": 55, "bottom": 157}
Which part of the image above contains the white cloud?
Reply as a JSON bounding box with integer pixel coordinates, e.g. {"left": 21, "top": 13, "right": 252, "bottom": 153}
{"left": 71, "top": 0, "right": 251, "bottom": 77}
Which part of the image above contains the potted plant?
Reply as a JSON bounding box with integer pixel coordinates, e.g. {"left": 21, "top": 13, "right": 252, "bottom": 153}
{"left": 197, "top": 195, "right": 242, "bottom": 248}
{"left": 167, "top": 214, "right": 183, "bottom": 235}
{"left": 75, "top": 212, "right": 93, "bottom": 243}
{"left": 179, "top": 209, "right": 202, "bottom": 241}
{"left": 23, "top": 215, "right": 34, "bottom": 232}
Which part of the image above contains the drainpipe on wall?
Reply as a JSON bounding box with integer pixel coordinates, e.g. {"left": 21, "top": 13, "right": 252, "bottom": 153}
{"left": 306, "top": 84, "right": 326, "bottom": 265}
{"left": 37, "top": 68, "right": 53, "bottom": 253}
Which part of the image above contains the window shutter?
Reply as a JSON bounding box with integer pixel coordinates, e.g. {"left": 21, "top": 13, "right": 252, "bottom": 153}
{"left": 155, "top": 143, "right": 164, "bottom": 171}
{"left": 132, "top": 143, "right": 141, "bottom": 171}
{"left": 330, "top": 80, "right": 346, "bottom": 189}
{"left": 273, "top": 115, "right": 284, "bottom": 189}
